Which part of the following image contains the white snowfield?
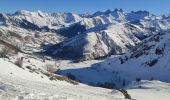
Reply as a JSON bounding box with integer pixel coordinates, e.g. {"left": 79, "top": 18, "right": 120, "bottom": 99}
{"left": 0, "top": 59, "right": 124, "bottom": 100}
{"left": 0, "top": 59, "right": 170, "bottom": 100}
{"left": 127, "top": 81, "right": 170, "bottom": 100}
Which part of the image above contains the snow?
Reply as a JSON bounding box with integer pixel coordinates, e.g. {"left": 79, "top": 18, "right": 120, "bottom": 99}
{"left": 0, "top": 58, "right": 124, "bottom": 100}
{"left": 0, "top": 9, "right": 170, "bottom": 100}
{"left": 126, "top": 11, "right": 150, "bottom": 22}
{"left": 127, "top": 80, "right": 170, "bottom": 100}
{"left": 1, "top": 9, "right": 170, "bottom": 60}
{"left": 0, "top": 22, "right": 3, "bottom": 25}
{"left": 50, "top": 22, "right": 146, "bottom": 60}
{"left": 0, "top": 59, "right": 69, "bottom": 85}
{"left": 0, "top": 58, "right": 170, "bottom": 100}
{"left": 82, "top": 30, "right": 170, "bottom": 89}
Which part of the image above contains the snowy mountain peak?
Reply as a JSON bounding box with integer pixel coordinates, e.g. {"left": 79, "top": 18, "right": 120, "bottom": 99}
{"left": 91, "top": 9, "right": 151, "bottom": 22}
{"left": 104, "top": 9, "right": 112, "bottom": 14}
{"left": 14, "top": 10, "right": 34, "bottom": 15}
{"left": 111, "top": 8, "right": 126, "bottom": 21}
{"left": 13, "top": 10, "right": 48, "bottom": 17}
{"left": 113, "top": 8, "right": 123, "bottom": 12}
{"left": 126, "top": 10, "right": 150, "bottom": 22}
{"left": 92, "top": 8, "right": 124, "bottom": 17}
{"left": 131, "top": 10, "right": 149, "bottom": 15}
{"left": 162, "top": 14, "right": 170, "bottom": 19}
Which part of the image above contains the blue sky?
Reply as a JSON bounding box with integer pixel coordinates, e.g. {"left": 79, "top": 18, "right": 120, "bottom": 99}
{"left": 0, "top": 0, "right": 170, "bottom": 15}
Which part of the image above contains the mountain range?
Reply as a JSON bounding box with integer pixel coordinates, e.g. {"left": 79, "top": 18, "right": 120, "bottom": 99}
{"left": 1, "top": 8, "right": 170, "bottom": 61}
{"left": 0, "top": 8, "right": 170, "bottom": 100}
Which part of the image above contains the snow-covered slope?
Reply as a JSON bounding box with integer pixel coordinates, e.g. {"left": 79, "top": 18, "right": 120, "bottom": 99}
{"left": 91, "top": 30, "right": 170, "bottom": 84}
{"left": 1, "top": 58, "right": 170, "bottom": 100}
{"left": 1, "top": 9, "right": 170, "bottom": 61}
{"left": 49, "top": 28, "right": 170, "bottom": 89}
{"left": 48, "top": 22, "right": 152, "bottom": 61}
{"left": 127, "top": 80, "right": 170, "bottom": 100}
{"left": 0, "top": 58, "right": 125, "bottom": 100}
{"left": 0, "top": 25, "right": 65, "bottom": 55}
{"left": 126, "top": 10, "right": 150, "bottom": 22}
{"left": 2, "top": 10, "right": 82, "bottom": 29}
{"left": 43, "top": 9, "right": 170, "bottom": 61}
{"left": 140, "top": 15, "right": 170, "bottom": 30}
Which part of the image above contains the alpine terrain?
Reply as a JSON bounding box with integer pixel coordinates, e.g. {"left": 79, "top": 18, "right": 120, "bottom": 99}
{"left": 0, "top": 8, "right": 170, "bottom": 100}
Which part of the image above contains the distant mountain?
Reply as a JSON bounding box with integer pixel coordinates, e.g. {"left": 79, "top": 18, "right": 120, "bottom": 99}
{"left": 46, "top": 9, "right": 170, "bottom": 61}
{"left": 47, "top": 23, "right": 149, "bottom": 60}
{"left": 0, "top": 9, "right": 170, "bottom": 60}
